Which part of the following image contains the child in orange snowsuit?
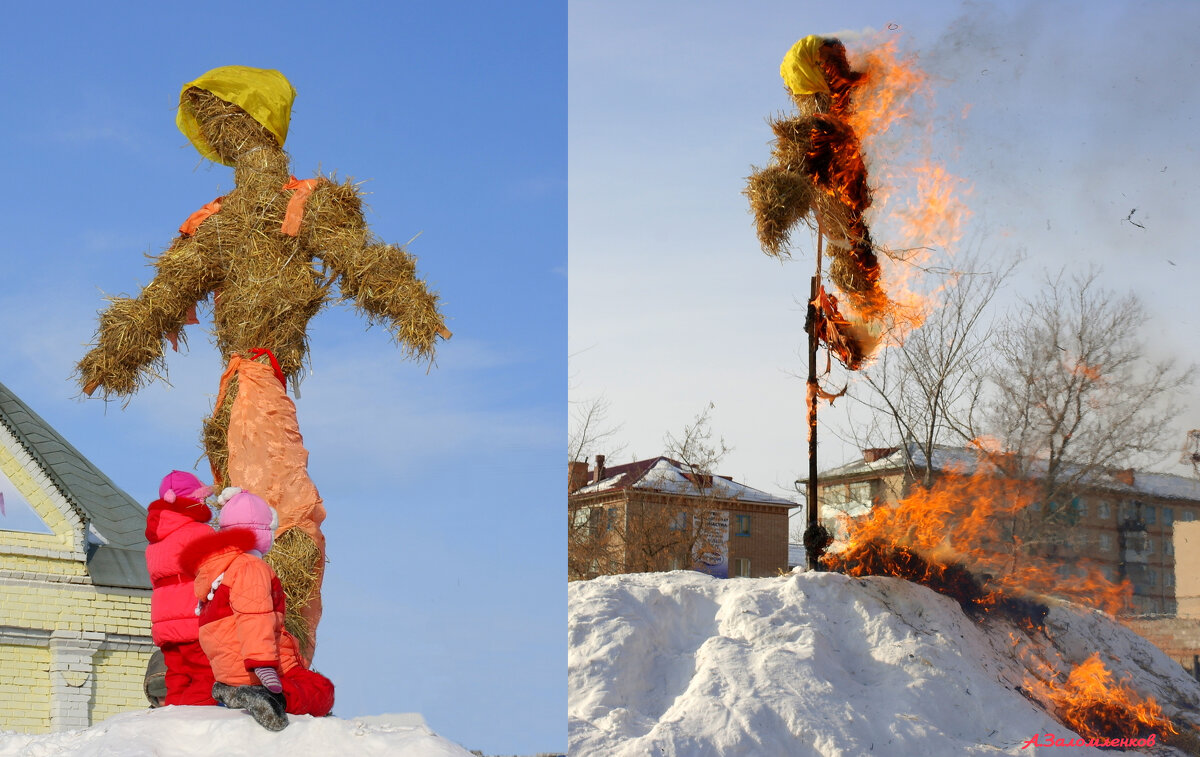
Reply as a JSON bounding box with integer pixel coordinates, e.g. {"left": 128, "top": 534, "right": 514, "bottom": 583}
{"left": 180, "top": 490, "right": 334, "bottom": 730}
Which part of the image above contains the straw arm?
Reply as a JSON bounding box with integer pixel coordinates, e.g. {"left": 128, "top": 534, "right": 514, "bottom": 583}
{"left": 334, "top": 240, "right": 452, "bottom": 359}
{"left": 303, "top": 181, "right": 451, "bottom": 360}
{"left": 77, "top": 235, "right": 221, "bottom": 397}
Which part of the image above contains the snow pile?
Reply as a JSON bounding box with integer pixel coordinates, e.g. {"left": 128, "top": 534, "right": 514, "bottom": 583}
{"left": 568, "top": 571, "right": 1200, "bottom": 756}
{"left": 0, "top": 708, "right": 475, "bottom": 757}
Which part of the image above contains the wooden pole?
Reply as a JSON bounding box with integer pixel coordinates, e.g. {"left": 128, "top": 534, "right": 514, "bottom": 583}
{"left": 805, "top": 228, "right": 826, "bottom": 571}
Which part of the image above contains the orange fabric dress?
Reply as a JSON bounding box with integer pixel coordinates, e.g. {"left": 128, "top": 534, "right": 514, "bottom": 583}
{"left": 212, "top": 354, "right": 327, "bottom": 661}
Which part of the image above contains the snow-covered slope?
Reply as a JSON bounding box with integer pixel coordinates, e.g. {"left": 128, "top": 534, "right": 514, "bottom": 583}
{"left": 0, "top": 708, "right": 475, "bottom": 757}
{"left": 569, "top": 570, "right": 1200, "bottom": 756}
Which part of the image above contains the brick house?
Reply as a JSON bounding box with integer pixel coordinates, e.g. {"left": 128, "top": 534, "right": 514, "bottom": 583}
{"left": 809, "top": 443, "right": 1200, "bottom": 616}
{"left": 568, "top": 455, "right": 797, "bottom": 579}
{"left": 0, "top": 379, "right": 153, "bottom": 732}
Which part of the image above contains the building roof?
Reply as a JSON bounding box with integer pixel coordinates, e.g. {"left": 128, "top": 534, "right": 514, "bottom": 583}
{"left": 574, "top": 456, "right": 797, "bottom": 507}
{"left": 0, "top": 380, "right": 149, "bottom": 589}
{"left": 813, "top": 442, "right": 1200, "bottom": 503}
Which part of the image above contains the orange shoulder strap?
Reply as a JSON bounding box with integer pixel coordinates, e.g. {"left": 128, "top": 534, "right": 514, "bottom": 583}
{"left": 180, "top": 178, "right": 319, "bottom": 239}
{"left": 180, "top": 197, "right": 224, "bottom": 237}
{"left": 281, "top": 176, "right": 322, "bottom": 237}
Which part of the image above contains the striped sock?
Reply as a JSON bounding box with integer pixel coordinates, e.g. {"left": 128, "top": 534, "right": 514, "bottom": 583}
{"left": 254, "top": 667, "right": 283, "bottom": 693}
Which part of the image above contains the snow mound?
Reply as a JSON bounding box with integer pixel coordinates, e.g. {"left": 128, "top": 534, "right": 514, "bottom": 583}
{"left": 569, "top": 571, "right": 1200, "bottom": 756}
{"left": 0, "top": 707, "right": 475, "bottom": 757}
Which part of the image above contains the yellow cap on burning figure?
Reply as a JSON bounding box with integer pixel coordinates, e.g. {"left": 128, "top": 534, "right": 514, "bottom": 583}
{"left": 780, "top": 35, "right": 831, "bottom": 96}
{"left": 176, "top": 65, "right": 296, "bottom": 165}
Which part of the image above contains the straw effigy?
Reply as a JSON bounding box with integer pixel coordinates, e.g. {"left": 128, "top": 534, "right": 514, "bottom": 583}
{"left": 264, "top": 527, "right": 323, "bottom": 654}
{"left": 77, "top": 70, "right": 450, "bottom": 656}
{"left": 745, "top": 35, "right": 890, "bottom": 362}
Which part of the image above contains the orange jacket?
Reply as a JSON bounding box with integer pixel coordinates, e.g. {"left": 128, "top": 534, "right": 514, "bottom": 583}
{"left": 180, "top": 528, "right": 301, "bottom": 686}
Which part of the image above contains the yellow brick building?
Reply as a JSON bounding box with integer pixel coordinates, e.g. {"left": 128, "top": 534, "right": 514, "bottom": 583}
{"left": 0, "top": 380, "right": 152, "bottom": 732}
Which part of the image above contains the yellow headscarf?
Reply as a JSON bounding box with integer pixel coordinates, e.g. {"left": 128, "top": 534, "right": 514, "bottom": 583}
{"left": 780, "top": 35, "right": 831, "bottom": 96}
{"left": 177, "top": 65, "right": 296, "bottom": 165}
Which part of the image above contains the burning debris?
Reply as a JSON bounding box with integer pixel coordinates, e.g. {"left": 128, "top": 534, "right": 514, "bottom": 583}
{"left": 1028, "top": 653, "right": 1179, "bottom": 743}
{"left": 826, "top": 540, "right": 1049, "bottom": 630}
{"left": 821, "top": 469, "right": 1132, "bottom": 617}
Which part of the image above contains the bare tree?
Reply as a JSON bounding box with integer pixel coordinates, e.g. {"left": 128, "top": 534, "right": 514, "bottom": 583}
{"left": 568, "top": 393, "right": 626, "bottom": 465}
{"left": 985, "top": 267, "right": 1196, "bottom": 515}
{"left": 567, "top": 393, "right": 626, "bottom": 579}
{"left": 847, "top": 250, "right": 1018, "bottom": 487}
{"left": 664, "top": 402, "right": 731, "bottom": 481}
{"left": 568, "top": 391, "right": 628, "bottom": 467}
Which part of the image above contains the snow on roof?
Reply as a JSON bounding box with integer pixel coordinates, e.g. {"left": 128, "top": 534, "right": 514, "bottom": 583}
{"left": 817, "top": 443, "right": 1200, "bottom": 502}
{"left": 569, "top": 570, "right": 1200, "bottom": 755}
{"left": 574, "top": 456, "right": 796, "bottom": 506}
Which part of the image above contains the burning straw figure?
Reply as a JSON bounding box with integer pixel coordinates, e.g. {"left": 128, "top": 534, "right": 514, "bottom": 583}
{"left": 77, "top": 66, "right": 450, "bottom": 660}
{"left": 745, "top": 34, "right": 885, "bottom": 364}
{"left": 745, "top": 36, "right": 887, "bottom": 568}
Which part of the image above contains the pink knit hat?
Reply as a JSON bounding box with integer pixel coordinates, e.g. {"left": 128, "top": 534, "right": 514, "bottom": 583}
{"left": 159, "top": 470, "right": 213, "bottom": 504}
{"left": 217, "top": 491, "right": 278, "bottom": 554}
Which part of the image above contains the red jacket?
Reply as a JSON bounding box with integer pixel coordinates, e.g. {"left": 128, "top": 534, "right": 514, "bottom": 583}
{"left": 180, "top": 528, "right": 301, "bottom": 686}
{"left": 145, "top": 497, "right": 213, "bottom": 646}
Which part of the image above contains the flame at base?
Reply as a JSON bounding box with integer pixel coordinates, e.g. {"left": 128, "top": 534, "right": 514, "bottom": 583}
{"left": 824, "top": 469, "right": 1132, "bottom": 616}
{"left": 1028, "top": 653, "right": 1178, "bottom": 741}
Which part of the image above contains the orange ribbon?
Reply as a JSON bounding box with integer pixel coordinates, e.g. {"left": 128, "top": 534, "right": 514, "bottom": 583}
{"left": 281, "top": 176, "right": 321, "bottom": 237}
{"left": 179, "top": 197, "right": 223, "bottom": 237}
{"left": 177, "top": 177, "right": 322, "bottom": 239}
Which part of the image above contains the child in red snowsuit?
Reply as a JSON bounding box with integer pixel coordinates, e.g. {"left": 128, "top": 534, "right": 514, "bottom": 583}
{"left": 180, "top": 490, "right": 334, "bottom": 730}
{"left": 145, "top": 471, "right": 216, "bottom": 705}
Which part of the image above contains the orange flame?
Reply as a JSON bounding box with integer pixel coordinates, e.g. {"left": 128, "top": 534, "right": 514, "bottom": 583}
{"left": 839, "top": 34, "right": 972, "bottom": 342}
{"left": 826, "top": 466, "right": 1132, "bottom": 616}
{"left": 847, "top": 39, "right": 931, "bottom": 143}
{"left": 1028, "top": 653, "right": 1177, "bottom": 740}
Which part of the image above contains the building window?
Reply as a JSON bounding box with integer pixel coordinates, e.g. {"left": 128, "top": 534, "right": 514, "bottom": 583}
{"left": 1166, "top": 573, "right": 1175, "bottom": 587}
{"left": 1144, "top": 506, "right": 1157, "bottom": 525}
{"left": 669, "top": 511, "right": 687, "bottom": 532}
{"left": 1075, "top": 498, "right": 1087, "bottom": 518}
{"left": 1099, "top": 533, "right": 1112, "bottom": 551}
{"left": 1098, "top": 501, "right": 1111, "bottom": 520}
{"left": 572, "top": 506, "right": 593, "bottom": 530}
{"left": 1148, "top": 569, "right": 1158, "bottom": 586}
{"left": 606, "top": 507, "right": 620, "bottom": 532}
{"left": 1163, "top": 507, "right": 1174, "bottom": 526}
{"left": 734, "top": 557, "right": 751, "bottom": 577}
{"left": 735, "top": 515, "right": 751, "bottom": 537}
{"left": 1146, "top": 537, "right": 1155, "bottom": 554}
{"left": 1183, "top": 511, "right": 1196, "bottom": 522}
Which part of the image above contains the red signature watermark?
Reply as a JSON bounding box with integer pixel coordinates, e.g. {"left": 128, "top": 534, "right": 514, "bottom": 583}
{"left": 1021, "top": 732, "right": 1156, "bottom": 749}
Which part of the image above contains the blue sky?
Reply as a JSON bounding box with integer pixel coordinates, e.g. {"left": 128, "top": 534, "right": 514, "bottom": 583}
{"left": 1, "top": 2, "right": 563, "bottom": 754}
{"left": 570, "top": 0, "right": 1200, "bottom": 510}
